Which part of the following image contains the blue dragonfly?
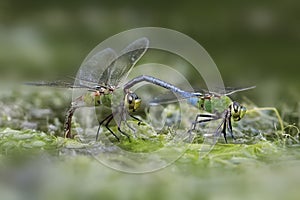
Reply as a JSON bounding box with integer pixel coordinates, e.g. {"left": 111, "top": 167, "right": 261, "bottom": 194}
{"left": 124, "top": 75, "right": 255, "bottom": 143}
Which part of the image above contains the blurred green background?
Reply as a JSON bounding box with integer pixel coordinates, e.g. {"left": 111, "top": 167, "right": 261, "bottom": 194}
{"left": 1, "top": 1, "right": 300, "bottom": 199}
{"left": 1, "top": 0, "right": 299, "bottom": 107}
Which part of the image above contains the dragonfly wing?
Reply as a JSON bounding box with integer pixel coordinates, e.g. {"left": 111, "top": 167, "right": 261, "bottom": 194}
{"left": 222, "top": 86, "right": 256, "bottom": 96}
{"left": 149, "top": 92, "right": 180, "bottom": 105}
{"left": 207, "top": 86, "right": 256, "bottom": 96}
{"left": 102, "top": 37, "right": 149, "bottom": 87}
{"left": 24, "top": 80, "right": 75, "bottom": 88}
{"left": 76, "top": 48, "right": 117, "bottom": 88}
{"left": 191, "top": 86, "right": 256, "bottom": 97}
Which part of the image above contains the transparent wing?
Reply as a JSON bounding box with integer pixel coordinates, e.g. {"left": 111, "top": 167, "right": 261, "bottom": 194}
{"left": 76, "top": 48, "right": 117, "bottom": 88}
{"left": 196, "top": 86, "right": 256, "bottom": 97}
{"left": 149, "top": 93, "right": 179, "bottom": 106}
{"left": 24, "top": 80, "right": 91, "bottom": 89}
{"left": 100, "top": 37, "right": 149, "bottom": 87}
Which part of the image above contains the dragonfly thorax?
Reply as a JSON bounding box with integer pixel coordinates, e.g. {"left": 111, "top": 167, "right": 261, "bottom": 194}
{"left": 230, "top": 101, "right": 247, "bottom": 121}
{"left": 125, "top": 91, "right": 141, "bottom": 112}
{"left": 196, "top": 95, "right": 232, "bottom": 114}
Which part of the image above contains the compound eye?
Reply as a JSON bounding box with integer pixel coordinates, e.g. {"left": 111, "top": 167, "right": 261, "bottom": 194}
{"left": 134, "top": 94, "right": 139, "bottom": 100}
{"left": 231, "top": 102, "right": 241, "bottom": 121}
{"left": 127, "top": 94, "right": 133, "bottom": 104}
{"left": 239, "top": 106, "right": 247, "bottom": 119}
{"left": 232, "top": 102, "right": 239, "bottom": 113}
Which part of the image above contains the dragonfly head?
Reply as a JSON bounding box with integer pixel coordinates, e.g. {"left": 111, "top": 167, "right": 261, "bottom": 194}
{"left": 125, "top": 91, "right": 141, "bottom": 112}
{"left": 230, "top": 101, "right": 247, "bottom": 121}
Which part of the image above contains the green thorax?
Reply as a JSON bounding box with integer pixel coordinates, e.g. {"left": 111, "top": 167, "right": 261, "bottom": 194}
{"left": 197, "top": 96, "right": 232, "bottom": 113}
{"left": 72, "top": 91, "right": 112, "bottom": 108}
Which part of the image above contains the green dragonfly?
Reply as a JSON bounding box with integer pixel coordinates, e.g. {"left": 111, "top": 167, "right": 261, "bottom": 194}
{"left": 124, "top": 75, "right": 255, "bottom": 143}
{"left": 26, "top": 37, "right": 149, "bottom": 141}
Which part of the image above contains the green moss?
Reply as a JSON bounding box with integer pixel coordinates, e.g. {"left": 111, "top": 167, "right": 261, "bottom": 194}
{"left": 0, "top": 86, "right": 299, "bottom": 200}
{"left": 118, "top": 137, "right": 164, "bottom": 153}
{"left": 0, "top": 128, "right": 59, "bottom": 155}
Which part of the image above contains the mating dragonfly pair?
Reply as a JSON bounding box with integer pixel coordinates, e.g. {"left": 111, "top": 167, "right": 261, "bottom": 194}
{"left": 26, "top": 37, "right": 254, "bottom": 143}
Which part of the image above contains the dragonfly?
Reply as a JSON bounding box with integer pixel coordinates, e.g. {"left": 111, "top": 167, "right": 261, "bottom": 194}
{"left": 25, "top": 37, "right": 149, "bottom": 141}
{"left": 124, "top": 75, "right": 255, "bottom": 143}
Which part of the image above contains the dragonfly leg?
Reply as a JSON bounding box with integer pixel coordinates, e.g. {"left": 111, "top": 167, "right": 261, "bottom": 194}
{"left": 213, "top": 108, "right": 237, "bottom": 143}
{"left": 220, "top": 108, "right": 237, "bottom": 143}
{"left": 227, "top": 117, "right": 235, "bottom": 140}
{"left": 192, "top": 113, "right": 219, "bottom": 130}
{"left": 104, "top": 114, "right": 120, "bottom": 142}
{"left": 117, "top": 109, "right": 133, "bottom": 141}
{"left": 119, "top": 114, "right": 141, "bottom": 139}
{"left": 187, "top": 113, "right": 219, "bottom": 142}
{"left": 129, "top": 114, "right": 143, "bottom": 126}
{"left": 96, "top": 114, "right": 120, "bottom": 142}
{"left": 221, "top": 117, "right": 228, "bottom": 143}
{"left": 64, "top": 106, "right": 77, "bottom": 139}
{"left": 117, "top": 127, "right": 131, "bottom": 142}
{"left": 96, "top": 114, "right": 115, "bottom": 141}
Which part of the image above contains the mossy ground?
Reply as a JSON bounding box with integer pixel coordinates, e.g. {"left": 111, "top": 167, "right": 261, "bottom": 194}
{"left": 0, "top": 88, "right": 299, "bottom": 200}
